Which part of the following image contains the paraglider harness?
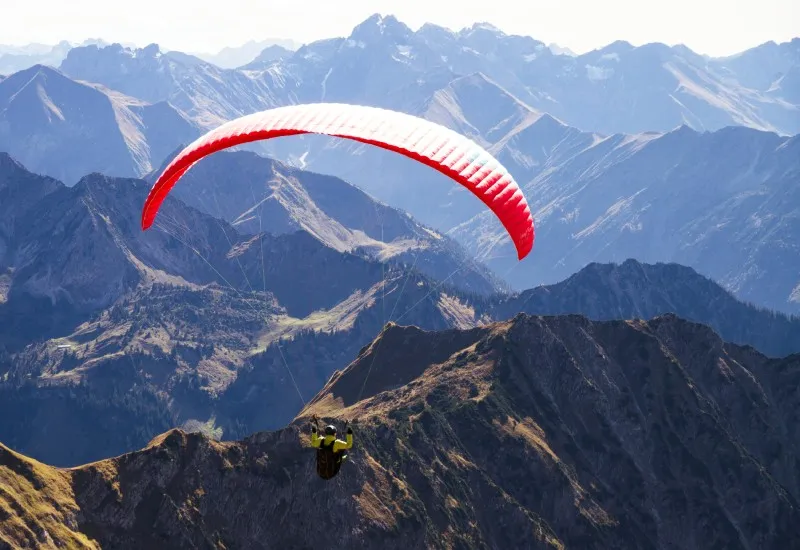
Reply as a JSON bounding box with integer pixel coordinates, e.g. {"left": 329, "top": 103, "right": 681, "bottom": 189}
{"left": 312, "top": 415, "right": 349, "bottom": 480}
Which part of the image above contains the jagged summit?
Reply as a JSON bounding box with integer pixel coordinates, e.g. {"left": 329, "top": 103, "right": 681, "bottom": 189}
{"left": 349, "top": 13, "right": 412, "bottom": 44}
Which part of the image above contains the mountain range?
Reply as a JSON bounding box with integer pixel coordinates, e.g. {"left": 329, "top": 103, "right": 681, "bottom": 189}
{"left": 2, "top": 312, "right": 798, "bottom": 548}
{"left": 150, "top": 149, "right": 506, "bottom": 296}
{"left": 190, "top": 39, "right": 299, "bottom": 68}
{"left": 2, "top": 153, "right": 799, "bottom": 469}
{"left": 452, "top": 122, "right": 800, "bottom": 314}
{"left": 1, "top": 14, "right": 797, "bottom": 312}
{"left": 0, "top": 38, "right": 298, "bottom": 75}
{"left": 57, "top": 15, "right": 800, "bottom": 136}
{"left": 0, "top": 150, "right": 507, "bottom": 466}
{"left": 2, "top": 17, "right": 800, "bottom": 543}
{"left": 0, "top": 39, "right": 110, "bottom": 75}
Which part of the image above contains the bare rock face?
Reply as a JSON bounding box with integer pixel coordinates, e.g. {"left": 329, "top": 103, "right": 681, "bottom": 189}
{"left": 2, "top": 314, "right": 797, "bottom": 549}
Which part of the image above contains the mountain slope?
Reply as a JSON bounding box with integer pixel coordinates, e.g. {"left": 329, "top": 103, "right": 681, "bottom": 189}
{"left": 453, "top": 125, "right": 800, "bottom": 313}
{"left": 285, "top": 72, "right": 546, "bottom": 229}
{"left": 0, "top": 153, "right": 62, "bottom": 267}
{"left": 491, "top": 259, "right": 800, "bottom": 358}
{"left": 306, "top": 314, "right": 800, "bottom": 548}
{"left": 0, "top": 156, "right": 427, "bottom": 341}
{"left": 0, "top": 65, "right": 199, "bottom": 183}
{"left": 714, "top": 39, "right": 800, "bottom": 97}
{"left": 41, "top": 20, "right": 800, "bottom": 313}
{"left": 0, "top": 155, "right": 470, "bottom": 465}
{"left": 158, "top": 149, "right": 506, "bottom": 296}
{"left": 2, "top": 313, "right": 798, "bottom": 549}
{"left": 3, "top": 154, "right": 800, "bottom": 468}
{"left": 282, "top": 82, "right": 800, "bottom": 315}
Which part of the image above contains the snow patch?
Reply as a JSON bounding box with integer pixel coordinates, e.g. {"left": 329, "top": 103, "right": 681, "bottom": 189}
{"left": 748, "top": 212, "right": 774, "bottom": 228}
{"left": 560, "top": 208, "right": 580, "bottom": 223}
{"left": 298, "top": 151, "right": 309, "bottom": 169}
{"left": 421, "top": 226, "right": 443, "bottom": 240}
{"left": 621, "top": 220, "right": 643, "bottom": 232}
{"left": 265, "top": 65, "right": 286, "bottom": 88}
{"left": 0, "top": 270, "right": 9, "bottom": 304}
{"left": 790, "top": 282, "right": 800, "bottom": 304}
{"left": 320, "top": 68, "right": 333, "bottom": 100}
{"left": 586, "top": 65, "right": 614, "bottom": 81}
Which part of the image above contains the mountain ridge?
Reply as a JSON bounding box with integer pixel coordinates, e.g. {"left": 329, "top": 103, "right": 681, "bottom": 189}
{"left": 0, "top": 64, "right": 199, "bottom": 184}
{"left": 3, "top": 151, "right": 800, "bottom": 467}
{"left": 2, "top": 312, "right": 798, "bottom": 549}
{"left": 2, "top": 33, "right": 797, "bottom": 312}
{"left": 57, "top": 15, "right": 799, "bottom": 135}
{"left": 150, "top": 148, "right": 507, "bottom": 296}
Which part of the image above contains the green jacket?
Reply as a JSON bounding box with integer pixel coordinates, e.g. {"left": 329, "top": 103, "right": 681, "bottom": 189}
{"left": 310, "top": 430, "right": 353, "bottom": 452}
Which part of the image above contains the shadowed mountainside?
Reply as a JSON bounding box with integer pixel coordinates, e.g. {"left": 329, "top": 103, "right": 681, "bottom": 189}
{"left": 1, "top": 313, "right": 798, "bottom": 549}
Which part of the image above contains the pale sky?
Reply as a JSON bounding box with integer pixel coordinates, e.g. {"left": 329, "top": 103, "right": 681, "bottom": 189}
{"left": 1, "top": 0, "right": 797, "bottom": 57}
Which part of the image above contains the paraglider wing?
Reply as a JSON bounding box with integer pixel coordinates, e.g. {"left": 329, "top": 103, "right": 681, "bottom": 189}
{"left": 141, "top": 103, "right": 535, "bottom": 259}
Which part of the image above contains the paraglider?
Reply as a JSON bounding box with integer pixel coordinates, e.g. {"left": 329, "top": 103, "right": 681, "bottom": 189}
{"left": 309, "top": 414, "right": 353, "bottom": 480}
{"left": 139, "top": 103, "right": 536, "bottom": 481}
{"left": 140, "top": 102, "right": 535, "bottom": 260}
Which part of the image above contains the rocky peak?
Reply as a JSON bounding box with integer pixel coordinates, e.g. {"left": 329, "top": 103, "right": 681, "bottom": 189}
{"left": 140, "top": 43, "right": 161, "bottom": 57}
{"left": 349, "top": 13, "right": 413, "bottom": 45}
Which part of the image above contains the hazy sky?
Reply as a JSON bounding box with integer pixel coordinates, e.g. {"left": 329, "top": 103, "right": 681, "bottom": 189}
{"left": 1, "top": 0, "right": 797, "bottom": 57}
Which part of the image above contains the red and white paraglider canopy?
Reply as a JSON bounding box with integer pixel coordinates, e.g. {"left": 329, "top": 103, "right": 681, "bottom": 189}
{"left": 141, "top": 103, "right": 534, "bottom": 260}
